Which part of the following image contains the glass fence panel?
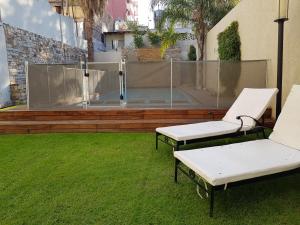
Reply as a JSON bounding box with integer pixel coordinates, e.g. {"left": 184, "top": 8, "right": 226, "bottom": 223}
{"left": 27, "top": 64, "right": 82, "bottom": 109}
{"left": 87, "top": 63, "right": 120, "bottom": 107}
{"left": 218, "top": 60, "right": 267, "bottom": 108}
{"left": 172, "top": 61, "right": 219, "bottom": 108}
{"left": 27, "top": 64, "right": 50, "bottom": 108}
{"left": 27, "top": 60, "right": 267, "bottom": 110}
{"left": 126, "top": 61, "right": 171, "bottom": 108}
{"left": 63, "top": 65, "right": 83, "bottom": 105}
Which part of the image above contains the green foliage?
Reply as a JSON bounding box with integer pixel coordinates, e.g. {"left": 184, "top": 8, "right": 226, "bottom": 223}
{"left": 148, "top": 31, "right": 161, "bottom": 47}
{"left": 126, "top": 21, "right": 139, "bottom": 32}
{"left": 151, "top": 0, "right": 239, "bottom": 59}
{"left": 217, "top": 21, "right": 241, "bottom": 60}
{"left": 134, "top": 35, "right": 144, "bottom": 48}
{"left": 127, "top": 21, "right": 145, "bottom": 49}
{"left": 160, "top": 23, "right": 187, "bottom": 57}
{"left": 188, "top": 45, "right": 197, "bottom": 61}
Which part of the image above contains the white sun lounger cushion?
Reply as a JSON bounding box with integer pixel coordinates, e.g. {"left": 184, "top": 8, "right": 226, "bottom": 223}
{"left": 156, "top": 88, "right": 277, "bottom": 142}
{"left": 222, "top": 88, "right": 278, "bottom": 127}
{"left": 174, "top": 139, "right": 300, "bottom": 186}
{"left": 269, "top": 85, "right": 300, "bottom": 150}
{"left": 156, "top": 121, "right": 251, "bottom": 141}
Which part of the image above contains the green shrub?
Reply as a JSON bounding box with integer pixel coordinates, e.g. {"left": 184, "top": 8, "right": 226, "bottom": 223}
{"left": 148, "top": 31, "right": 161, "bottom": 47}
{"left": 217, "top": 21, "right": 241, "bottom": 60}
{"left": 188, "top": 45, "right": 197, "bottom": 61}
{"left": 134, "top": 35, "right": 144, "bottom": 48}
{"left": 217, "top": 21, "right": 241, "bottom": 97}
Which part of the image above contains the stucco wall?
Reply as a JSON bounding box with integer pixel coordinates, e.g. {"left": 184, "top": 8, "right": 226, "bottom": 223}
{"left": 205, "top": 0, "right": 300, "bottom": 116}
{"left": 0, "top": 0, "right": 85, "bottom": 49}
{"left": 94, "top": 51, "right": 122, "bottom": 62}
{"left": 0, "top": 22, "right": 10, "bottom": 108}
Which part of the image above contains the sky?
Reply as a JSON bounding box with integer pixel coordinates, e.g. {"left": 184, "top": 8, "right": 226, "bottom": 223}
{"left": 138, "top": 0, "right": 155, "bottom": 28}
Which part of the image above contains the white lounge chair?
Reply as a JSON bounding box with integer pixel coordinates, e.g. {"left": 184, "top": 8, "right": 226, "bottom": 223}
{"left": 174, "top": 85, "right": 300, "bottom": 217}
{"left": 156, "top": 88, "right": 278, "bottom": 151}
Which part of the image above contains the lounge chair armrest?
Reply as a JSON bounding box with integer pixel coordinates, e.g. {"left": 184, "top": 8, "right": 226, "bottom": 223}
{"left": 236, "top": 115, "right": 263, "bottom": 132}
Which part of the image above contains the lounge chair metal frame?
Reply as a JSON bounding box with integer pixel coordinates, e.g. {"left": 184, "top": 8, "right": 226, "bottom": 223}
{"left": 170, "top": 86, "right": 300, "bottom": 217}
{"left": 174, "top": 156, "right": 300, "bottom": 217}
{"left": 156, "top": 116, "right": 266, "bottom": 151}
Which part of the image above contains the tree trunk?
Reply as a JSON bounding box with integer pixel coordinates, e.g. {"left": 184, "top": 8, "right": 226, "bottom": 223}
{"left": 85, "top": 10, "right": 94, "bottom": 62}
{"left": 195, "top": 22, "right": 206, "bottom": 89}
{"left": 196, "top": 23, "right": 206, "bottom": 60}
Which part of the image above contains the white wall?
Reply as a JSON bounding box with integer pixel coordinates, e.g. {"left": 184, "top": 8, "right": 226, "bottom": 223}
{"left": 0, "top": 0, "right": 86, "bottom": 49}
{"left": 94, "top": 51, "right": 122, "bottom": 62}
{"left": 0, "top": 22, "right": 11, "bottom": 107}
{"left": 176, "top": 39, "right": 198, "bottom": 60}
{"left": 124, "top": 33, "right": 135, "bottom": 48}
{"left": 205, "top": 0, "right": 300, "bottom": 116}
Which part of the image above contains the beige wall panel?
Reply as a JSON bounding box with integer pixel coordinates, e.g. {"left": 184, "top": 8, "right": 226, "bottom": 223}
{"left": 205, "top": 0, "right": 300, "bottom": 117}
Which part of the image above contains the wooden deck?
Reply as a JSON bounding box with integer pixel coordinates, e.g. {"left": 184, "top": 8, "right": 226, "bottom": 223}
{"left": 0, "top": 108, "right": 273, "bottom": 134}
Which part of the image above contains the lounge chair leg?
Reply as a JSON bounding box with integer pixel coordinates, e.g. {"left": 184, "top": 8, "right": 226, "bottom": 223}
{"left": 155, "top": 132, "right": 159, "bottom": 150}
{"left": 209, "top": 187, "right": 215, "bottom": 217}
{"left": 175, "top": 158, "right": 179, "bottom": 183}
{"left": 262, "top": 129, "right": 266, "bottom": 139}
{"left": 175, "top": 142, "right": 179, "bottom": 151}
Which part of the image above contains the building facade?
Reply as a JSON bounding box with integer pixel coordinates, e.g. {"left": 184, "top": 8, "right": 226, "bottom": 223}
{"left": 106, "top": 0, "right": 138, "bottom": 22}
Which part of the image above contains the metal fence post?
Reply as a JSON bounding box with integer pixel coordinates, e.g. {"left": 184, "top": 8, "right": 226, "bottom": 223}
{"left": 123, "top": 58, "right": 127, "bottom": 103}
{"left": 63, "top": 65, "right": 66, "bottom": 104}
{"left": 217, "top": 60, "right": 221, "bottom": 109}
{"left": 171, "top": 58, "right": 173, "bottom": 108}
{"left": 47, "top": 64, "right": 51, "bottom": 106}
{"left": 25, "top": 61, "right": 29, "bottom": 109}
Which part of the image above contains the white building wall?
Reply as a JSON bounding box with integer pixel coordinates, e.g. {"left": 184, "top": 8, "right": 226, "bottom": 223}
{"left": 94, "top": 51, "right": 122, "bottom": 62}
{"left": 124, "top": 33, "right": 134, "bottom": 48}
{"left": 0, "top": 21, "right": 11, "bottom": 107}
{"left": 0, "top": 0, "right": 86, "bottom": 49}
{"left": 176, "top": 40, "right": 198, "bottom": 60}
{"left": 205, "top": 0, "right": 300, "bottom": 116}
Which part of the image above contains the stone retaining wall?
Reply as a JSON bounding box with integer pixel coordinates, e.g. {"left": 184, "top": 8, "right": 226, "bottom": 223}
{"left": 3, "top": 23, "right": 86, "bottom": 104}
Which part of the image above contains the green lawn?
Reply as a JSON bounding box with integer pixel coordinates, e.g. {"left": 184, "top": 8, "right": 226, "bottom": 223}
{"left": 0, "top": 133, "right": 299, "bottom": 225}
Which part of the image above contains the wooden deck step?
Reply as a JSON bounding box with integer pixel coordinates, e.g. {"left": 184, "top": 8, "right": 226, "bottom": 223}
{"left": 0, "top": 109, "right": 228, "bottom": 121}
{"left": 0, "top": 119, "right": 206, "bottom": 134}
{"left": 0, "top": 108, "right": 273, "bottom": 134}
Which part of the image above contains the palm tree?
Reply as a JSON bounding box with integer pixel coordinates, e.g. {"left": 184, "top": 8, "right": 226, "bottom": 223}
{"left": 151, "top": 0, "right": 238, "bottom": 60}
{"left": 77, "top": 0, "right": 107, "bottom": 61}
{"left": 160, "top": 22, "right": 186, "bottom": 57}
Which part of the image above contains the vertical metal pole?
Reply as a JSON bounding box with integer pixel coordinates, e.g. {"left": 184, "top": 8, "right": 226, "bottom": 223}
{"left": 25, "top": 61, "right": 29, "bottom": 109}
{"left": 275, "top": 20, "right": 286, "bottom": 119}
{"left": 47, "top": 65, "right": 51, "bottom": 106}
{"left": 80, "top": 61, "right": 84, "bottom": 108}
{"left": 119, "top": 61, "right": 123, "bottom": 106}
{"left": 85, "top": 59, "right": 90, "bottom": 107}
{"left": 123, "top": 59, "right": 127, "bottom": 102}
{"left": 155, "top": 132, "right": 159, "bottom": 150}
{"left": 174, "top": 158, "right": 179, "bottom": 183}
{"left": 209, "top": 186, "right": 215, "bottom": 217}
{"left": 175, "top": 141, "right": 179, "bottom": 152}
{"left": 217, "top": 60, "right": 221, "bottom": 109}
{"left": 63, "top": 66, "right": 66, "bottom": 103}
{"left": 170, "top": 58, "right": 173, "bottom": 108}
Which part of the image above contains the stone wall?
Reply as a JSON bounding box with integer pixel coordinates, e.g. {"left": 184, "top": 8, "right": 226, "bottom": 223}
{"left": 3, "top": 24, "right": 86, "bottom": 104}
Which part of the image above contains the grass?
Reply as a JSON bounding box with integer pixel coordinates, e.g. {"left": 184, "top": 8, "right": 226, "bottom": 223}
{"left": 0, "top": 106, "right": 16, "bottom": 111}
{"left": 0, "top": 132, "right": 299, "bottom": 225}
